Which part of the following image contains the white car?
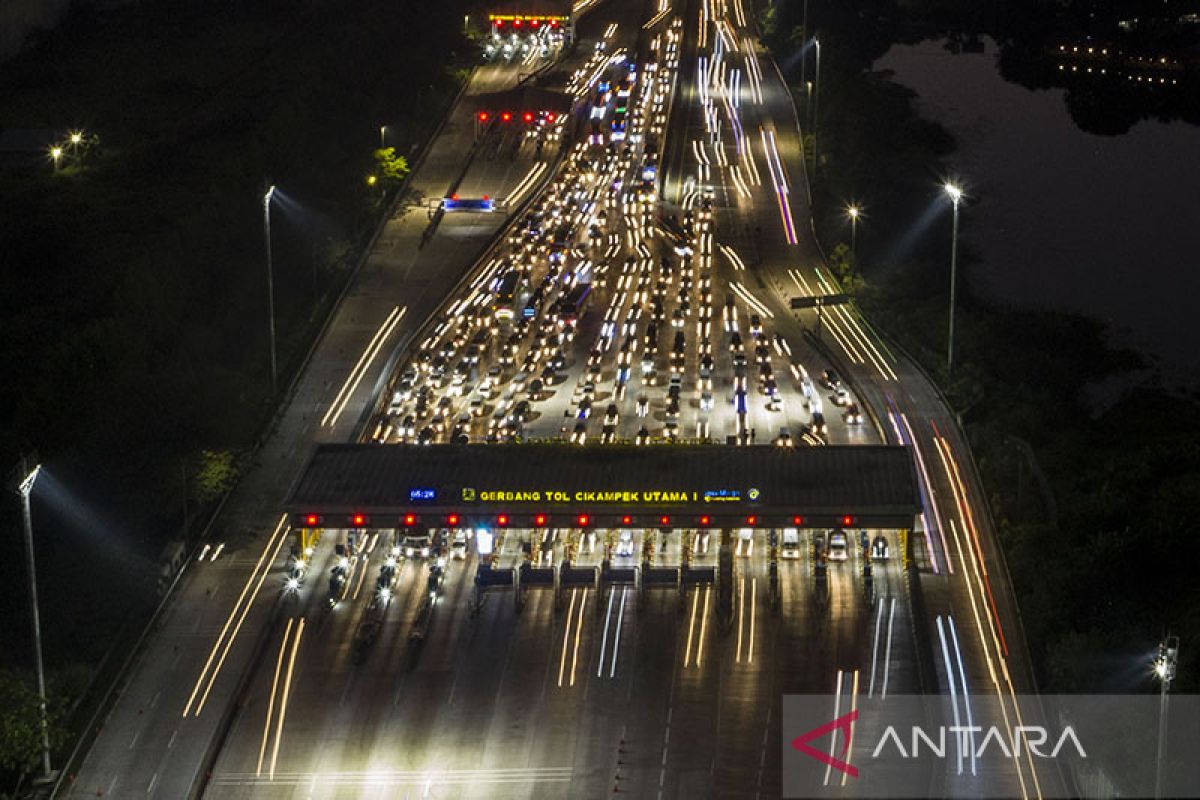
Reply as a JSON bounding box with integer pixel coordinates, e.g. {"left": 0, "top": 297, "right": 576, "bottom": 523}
{"left": 616, "top": 531, "right": 634, "bottom": 557}
{"left": 828, "top": 532, "right": 849, "bottom": 562}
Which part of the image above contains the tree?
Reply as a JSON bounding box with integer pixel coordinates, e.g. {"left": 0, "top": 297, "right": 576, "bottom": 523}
{"left": 373, "top": 147, "right": 410, "bottom": 186}
{"left": 0, "top": 670, "right": 66, "bottom": 776}
{"left": 193, "top": 450, "right": 239, "bottom": 506}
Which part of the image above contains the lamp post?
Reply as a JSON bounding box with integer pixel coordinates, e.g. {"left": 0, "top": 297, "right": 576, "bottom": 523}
{"left": 811, "top": 38, "right": 821, "bottom": 173}
{"left": 944, "top": 182, "right": 963, "bottom": 375}
{"left": 846, "top": 204, "right": 861, "bottom": 276}
{"left": 263, "top": 185, "right": 278, "bottom": 394}
{"left": 49, "top": 146, "right": 62, "bottom": 172}
{"left": 379, "top": 125, "right": 387, "bottom": 150}
{"left": 16, "top": 459, "right": 52, "bottom": 780}
{"left": 1154, "top": 635, "right": 1179, "bottom": 799}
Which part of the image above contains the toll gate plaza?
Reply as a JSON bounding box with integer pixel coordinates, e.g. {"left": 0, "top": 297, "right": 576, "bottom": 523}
{"left": 286, "top": 443, "right": 921, "bottom": 619}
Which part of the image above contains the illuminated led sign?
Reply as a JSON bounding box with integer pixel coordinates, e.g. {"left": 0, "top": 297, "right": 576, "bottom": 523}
{"left": 453, "top": 488, "right": 758, "bottom": 504}
{"left": 409, "top": 487, "right": 436, "bottom": 501}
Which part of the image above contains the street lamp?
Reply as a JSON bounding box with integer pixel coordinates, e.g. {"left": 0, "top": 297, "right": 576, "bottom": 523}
{"left": 263, "top": 185, "right": 278, "bottom": 394}
{"left": 943, "top": 181, "right": 964, "bottom": 375}
{"left": 1154, "top": 635, "right": 1179, "bottom": 799}
{"left": 15, "top": 459, "right": 52, "bottom": 780}
{"left": 846, "top": 204, "right": 861, "bottom": 272}
{"left": 49, "top": 146, "right": 62, "bottom": 171}
{"left": 379, "top": 125, "right": 387, "bottom": 150}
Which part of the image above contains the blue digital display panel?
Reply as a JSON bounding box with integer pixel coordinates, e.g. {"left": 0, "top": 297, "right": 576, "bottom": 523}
{"left": 409, "top": 488, "right": 437, "bottom": 502}
{"left": 443, "top": 197, "right": 495, "bottom": 212}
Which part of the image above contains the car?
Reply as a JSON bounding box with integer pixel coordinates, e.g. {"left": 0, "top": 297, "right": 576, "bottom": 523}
{"left": 700, "top": 391, "right": 714, "bottom": 411}
{"left": 571, "top": 422, "right": 588, "bottom": 444}
{"left": 828, "top": 531, "right": 849, "bottom": 561}
{"left": 417, "top": 426, "right": 435, "bottom": 445}
{"left": 776, "top": 427, "right": 793, "bottom": 447}
{"left": 871, "top": 535, "right": 889, "bottom": 560}
{"left": 576, "top": 398, "right": 592, "bottom": 419}
{"left": 636, "top": 396, "right": 649, "bottom": 417}
{"left": 811, "top": 411, "right": 827, "bottom": 435}
{"left": 749, "top": 314, "right": 763, "bottom": 337}
{"left": 616, "top": 531, "right": 634, "bottom": 556}
{"left": 635, "top": 426, "right": 650, "bottom": 445}
{"left": 822, "top": 369, "right": 841, "bottom": 389}
{"left": 844, "top": 403, "right": 864, "bottom": 425}
{"left": 833, "top": 386, "right": 851, "bottom": 406}
{"left": 604, "top": 403, "right": 620, "bottom": 426}
{"left": 451, "top": 531, "right": 469, "bottom": 560}
{"left": 601, "top": 424, "right": 617, "bottom": 444}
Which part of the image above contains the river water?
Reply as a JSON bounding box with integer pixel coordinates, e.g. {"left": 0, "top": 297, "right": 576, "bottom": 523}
{"left": 876, "top": 38, "right": 1200, "bottom": 386}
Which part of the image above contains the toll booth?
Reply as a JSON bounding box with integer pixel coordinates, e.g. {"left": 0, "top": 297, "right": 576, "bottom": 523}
{"left": 285, "top": 444, "right": 923, "bottom": 623}
{"left": 484, "top": 0, "right": 574, "bottom": 48}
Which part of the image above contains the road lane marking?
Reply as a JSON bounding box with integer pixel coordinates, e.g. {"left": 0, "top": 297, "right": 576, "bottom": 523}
{"left": 557, "top": 589, "right": 578, "bottom": 687}
{"left": 569, "top": 587, "right": 588, "bottom": 686}
{"left": 609, "top": 586, "right": 626, "bottom": 677}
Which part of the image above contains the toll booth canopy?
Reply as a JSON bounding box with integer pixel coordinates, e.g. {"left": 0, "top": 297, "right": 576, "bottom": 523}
{"left": 286, "top": 445, "right": 921, "bottom": 530}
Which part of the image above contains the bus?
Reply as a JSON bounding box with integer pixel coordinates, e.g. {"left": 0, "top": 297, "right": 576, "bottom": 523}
{"left": 556, "top": 283, "right": 593, "bottom": 329}
{"left": 494, "top": 270, "right": 529, "bottom": 320}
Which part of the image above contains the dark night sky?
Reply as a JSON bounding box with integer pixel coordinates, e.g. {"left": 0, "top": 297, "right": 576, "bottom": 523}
{"left": 878, "top": 39, "right": 1200, "bottom": 384}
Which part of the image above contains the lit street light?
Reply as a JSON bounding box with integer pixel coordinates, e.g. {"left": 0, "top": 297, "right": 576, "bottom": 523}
{"left": 49, "top": 146, "right": 63, "bottom": 171}
{"left": 944, "top": 181, "right": 964, "bottom": 375}
{"left": 379, "top": 125, "right": 387, "bottom": 149}
{"left": 846, "top": 204, "right": 861, "bottom": 277}
{"left": 1154, "top": 635, "right": 1179, "bottom": 799}
{"left": 263, "top": 184, "right": 278, "bottom": 394}
{"left": 15, "top": 458, "right": 53, "bottom": 780}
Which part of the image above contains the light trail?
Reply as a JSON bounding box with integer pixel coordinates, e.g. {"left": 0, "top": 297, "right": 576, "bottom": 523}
{"left": 184, "top": 514, "right": 289, "bottom": 717}
{"left": 696, "top": 585, "right": 711, "bottom": 666}
{"left": 569, "top": 587, "right": 588, "bottom": 686}
{"left": 746, "top": 578, "right": 755, "bottom": 664}
{"left": 719, "top": 243, "right": 747, "bottom": 271}
{"left": 683, "top": 586, "right": 700, "bottom": 667}
{"left": 269, "top": 616, "right": 305, "bottom": 780}
{"left": 256, "top": 617, "right": 294, "bottom": 777}
{"left": 322, "top": 305, "right": 407, "bottom": 428}
{"left": 558, "top": 589, "right": 578, "bottom": 687}
{"left": 730, "top": 281, "right": 774, "bottom": 318}
{"left": 504, "top": 161, "right": 548, "bottom": 207}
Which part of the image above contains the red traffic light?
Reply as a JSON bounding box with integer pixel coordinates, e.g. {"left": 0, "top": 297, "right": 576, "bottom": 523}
{"left": 513, "top": 18, "right": 522, "bottom": 26}
{"left": 746, "top": 515, "right": 758, "bottom": 526}
{"left": 534, "top": 514, "right": 547, "bottom": 527}
{"left": 403, "top": 514, "right": 417, "bottom": 527}
{"left": 546, "top": 112, "right": 556, "bottom": 122}
{"left": 304, "top": 514, "right": 320, "bottom": 527}
{"left": 522, "top": 112, "right": 534, "bottom": 123}
{"left": 447, "top": 514, "right": 460, "bottom": 526}
{"left": 500, "top": 111, "right": 512, "bottom": 122}
{"left": 699, "top": 515, "right": 711, "bottom": 527}
{"left": 577, "top": 514, "right": 591, "bottom": 527}
{"left": 351, "top": 513, "right": 367, "bottom": 527}
{"left": 659, "top": 515, "right": 670, "bottom": 526}
{"left": 497, "top": 514, "right": 509, "bottom": 526}
{"left": 478, "top": 111, "right": 489, "bottom": 122}
{"left": 621, "top": 515, "right": 633, "bottom": 526}
{"left": 531, "top": 18, "right": 540, "bottom": 26}
{"left": 841, "top": 515, "right": 855, "bottom": 527}
{"left": 792, "top": 515, "right": 805, "bottom": 526}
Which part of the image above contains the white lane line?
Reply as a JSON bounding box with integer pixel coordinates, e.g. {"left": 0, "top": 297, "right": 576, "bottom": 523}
{"left": 610, "top": 587, "right": 626, "bottom": 678}
{"left": 936, "top": 615, "right": 965, "bottom": 775}
{"left": 597, "top": 588, "right": 615, "bottom": 677}
{"left": 882, "top": 597, "right": 896, "bottom": 699}
{"left": 868, "top": 598, "right": 884, "bottom": 697}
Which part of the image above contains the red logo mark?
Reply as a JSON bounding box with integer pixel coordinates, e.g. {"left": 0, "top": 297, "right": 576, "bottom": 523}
{"left": 791, "top": 710, "right": 859, "bottom": 778}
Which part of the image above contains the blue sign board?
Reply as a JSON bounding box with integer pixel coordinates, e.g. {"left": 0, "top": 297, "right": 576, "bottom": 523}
{"left": 409, "top": 487, "right": 437, "bottom": 502}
